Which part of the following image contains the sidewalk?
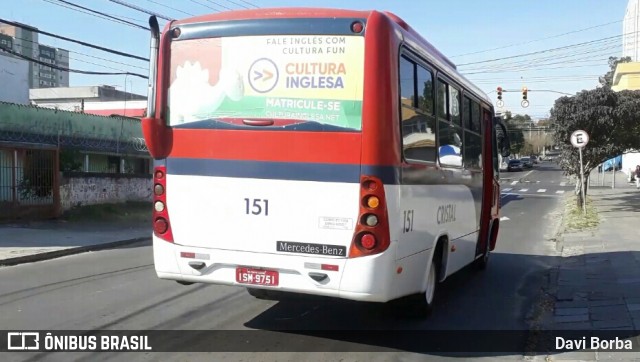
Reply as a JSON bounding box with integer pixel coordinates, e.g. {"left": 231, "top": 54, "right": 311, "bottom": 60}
{"left": 0, "top": 203, "right": 152, "bottom": 266}
{"left": 531, "top": 171, "right": 640, "bottom": 360}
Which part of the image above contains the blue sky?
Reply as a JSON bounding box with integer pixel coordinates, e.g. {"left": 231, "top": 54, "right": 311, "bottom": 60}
{"left": 0, "top": 0, "right": 631, "bottom": 119}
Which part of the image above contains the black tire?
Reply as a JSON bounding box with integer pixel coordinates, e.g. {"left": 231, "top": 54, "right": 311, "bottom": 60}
{"left": 403, "top": 248, "right": 442, "bottom": 318}
{"left": 475, "top": 225, "right": 493, "bottom": 270}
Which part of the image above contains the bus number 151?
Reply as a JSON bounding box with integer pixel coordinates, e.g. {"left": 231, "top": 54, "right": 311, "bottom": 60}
{"left": 245, "top": 198, "right": 269, "bottom": 216}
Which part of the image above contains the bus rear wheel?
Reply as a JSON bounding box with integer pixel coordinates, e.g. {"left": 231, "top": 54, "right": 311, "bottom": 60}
{"left": 404, "top": 254, "right": 440, "bottom": 318}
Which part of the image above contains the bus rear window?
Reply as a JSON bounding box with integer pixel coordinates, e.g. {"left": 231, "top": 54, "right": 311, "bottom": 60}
{"left": 167, "top": 35, "right": 364, "bottom": 131}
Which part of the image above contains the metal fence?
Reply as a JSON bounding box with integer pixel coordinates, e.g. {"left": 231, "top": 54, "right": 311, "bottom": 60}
{"left": 0, "top": 146, "right": 58, "bottom": 219}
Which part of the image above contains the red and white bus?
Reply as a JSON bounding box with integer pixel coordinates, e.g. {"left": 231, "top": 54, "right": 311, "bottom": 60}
{"left": 142, "top": 8, "right": 510, "bottom": 316}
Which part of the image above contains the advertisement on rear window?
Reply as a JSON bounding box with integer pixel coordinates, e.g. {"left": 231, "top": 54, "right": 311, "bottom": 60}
{"left": 168, "top": 35, "right": 364, "bottom": 130}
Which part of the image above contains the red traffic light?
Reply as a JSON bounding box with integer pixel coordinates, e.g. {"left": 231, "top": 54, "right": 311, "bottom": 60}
{"left": 497, "top": 86, "right": 503, "bottom": 92}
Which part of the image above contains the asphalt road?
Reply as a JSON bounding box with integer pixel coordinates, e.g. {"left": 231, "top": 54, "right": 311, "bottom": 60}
{"left": 0, "top": 162, "right": 569, "bottom": 362}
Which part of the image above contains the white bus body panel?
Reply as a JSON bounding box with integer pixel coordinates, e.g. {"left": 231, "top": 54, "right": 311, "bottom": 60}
{"left": 154, "top": 178, "right": 479, "bottom": 302}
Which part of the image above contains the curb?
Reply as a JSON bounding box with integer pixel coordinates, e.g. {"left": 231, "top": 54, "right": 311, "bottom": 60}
{"left": 552, "top": 193, "right": 570, "bottom": 253}
{"left": 0, "top": 236, "right": 151, "bottom": 267}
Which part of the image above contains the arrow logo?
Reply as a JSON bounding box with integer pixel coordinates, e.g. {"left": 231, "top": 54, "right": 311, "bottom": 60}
{"left": 253, "top": 69, "right": 274, "bottom": 82}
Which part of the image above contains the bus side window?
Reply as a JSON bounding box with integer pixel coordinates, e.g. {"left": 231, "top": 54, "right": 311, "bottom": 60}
{"left": 437, "top": 79, "right": 463, "bottom": 167}
{"left": 463, "top": 99, "right": 482, "bottom": 170}
{"left": 399, "top": 55, "right": 436, "bottom": 163}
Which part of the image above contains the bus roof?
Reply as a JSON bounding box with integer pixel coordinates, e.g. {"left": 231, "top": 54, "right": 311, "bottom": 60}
{"left": 170, "top": 7, "right": 493, "bottom": 107}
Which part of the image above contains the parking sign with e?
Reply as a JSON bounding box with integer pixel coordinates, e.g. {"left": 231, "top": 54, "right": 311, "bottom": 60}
{"left": 570, "top": 130, "right": 589, "bottom": 148}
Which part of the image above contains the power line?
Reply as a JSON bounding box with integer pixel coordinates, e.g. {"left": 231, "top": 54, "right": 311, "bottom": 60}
{"left": 70, "top": 51, "right": 148, "bottom": 71}
{"left": 203, "top": 0, "right": 233, "bottom": 11}
{"left": 221, "top": 0, "right": 251, "bottom": 9}
{"left": 140, "top": 0, "right": 195, "bottom": 17}
{"left": 108, "top": 0, "right": 174, "bottom": 21}
{"left": 0, "top": 18, "right": 148, "bottom": 62}
{"left": 233, "top": 0, "right": 260, "bottom": 8}
{"left": 0, "top": 47, "right": 147, "bottom": 78}
{"left": 48, "top": 0, "right": 149, "bottom": 30}
{"left": 189, "top": 0, "right": 218, "bottom": 11}
{"left": 462, "top": 62, "right": 609, "bottom": 75}
{"left": 40, "top": 0, "right": 148, "bottom": 31}
{"left": 9, "top": 33, "right": 149, "bottom": 71}
{"left": 450, "top": 20, "right": 622, "bottom": 58}
{"left": 457, "top": 33, "right": 628, "bottom": 67}
{"left": 461, "top": 41, "right": 621, "bottom": 71}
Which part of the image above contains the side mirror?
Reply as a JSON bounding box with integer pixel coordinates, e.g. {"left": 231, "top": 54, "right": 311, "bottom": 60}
{"left": 494, "top": 118, "right": 511, "bottom": 158}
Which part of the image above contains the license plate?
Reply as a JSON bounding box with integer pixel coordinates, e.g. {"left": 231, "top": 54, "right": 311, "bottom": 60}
{"left": 236, "top": 267, "right": 279, "bottom": 286}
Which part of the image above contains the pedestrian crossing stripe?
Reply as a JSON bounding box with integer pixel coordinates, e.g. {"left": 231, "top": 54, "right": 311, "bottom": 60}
{"left": 556, "top": 190, "right": 565, "bottom": 194}
{"left": 519, "top": 189, "right": 528, "bottom": 192}
{"left": 537, "top": 189, "right": 546, "bottom": 192}
{"left": 503, "top": 188, "right": 512, "bottom": 192}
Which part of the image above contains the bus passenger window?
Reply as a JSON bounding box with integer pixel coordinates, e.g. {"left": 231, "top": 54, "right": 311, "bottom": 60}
{"left": 399, "top": 54, "right": 436, "bottom": 163}
{"left": 437, "top": 79, "right": 447, "bottom": 120}
{"left": 450, "top": 87, "right": 461, "bottom": 126}
{"left": 464, "top": 131, "right": 482, "bottom": 169}
{"left": 399, "top": 56, "right": 415, "bottom": 105}
{"left": 438, "top": 120, "right": 463, "bottom": 167}
{"left": 417, "top": 66, "right": 433, "bottom": 115}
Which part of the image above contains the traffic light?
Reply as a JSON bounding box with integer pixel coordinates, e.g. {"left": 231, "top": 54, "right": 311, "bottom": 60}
{"left": 497, "top": 86, "right": 503, "bottom": 100}
{"left": 521, "top": 87, "right": 529, "bottom": 108}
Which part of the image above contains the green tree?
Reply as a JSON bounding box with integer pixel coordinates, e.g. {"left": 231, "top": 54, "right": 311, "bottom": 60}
{"left": 501, "top": 111, "right": 527, "bottom": 155}
{"left": 599, "top": 56, "right": 632, "bottom": 87}
{"left": 549, "top": 87, "right": 640, "bottom": 207}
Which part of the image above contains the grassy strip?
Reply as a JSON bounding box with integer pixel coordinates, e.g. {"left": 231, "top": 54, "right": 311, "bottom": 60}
{"left": 62, "top": 201, "right": 152, "bottom": 223}
{"left": 564, "top": 193, "right": 599, "bottom": 231}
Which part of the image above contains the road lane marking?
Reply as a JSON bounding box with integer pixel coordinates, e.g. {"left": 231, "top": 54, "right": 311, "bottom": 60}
{"left": 556, "top": 190, "right": 565, "bottom": 194}
{"left": 500, "top": 216, "right": 510, "bottom": 221}
{"left": 537, "top": 189, "right": 546, "bottom": 193}
{"left": 560, "top": 182, "right": 567, "bottom": 186}
{"left": 519, "top": 189, "right": 529, "bottom": 192}
{"left": 511, "top": 181, "right": 518, "bottom": 185}
{"left": 503, "top": 188, "right": 512, "bottom": 192}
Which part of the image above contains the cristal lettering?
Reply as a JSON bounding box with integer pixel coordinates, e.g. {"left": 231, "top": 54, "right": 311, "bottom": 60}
{"left": 437, "top": 204, "right": 457, "bottom": 225}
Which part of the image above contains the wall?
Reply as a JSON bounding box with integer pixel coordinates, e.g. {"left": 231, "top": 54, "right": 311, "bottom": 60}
{"left": 0, "top": 54, "right": 29, "bottom": 104}
{"left": 622, "top": 152, "right": 640, "bottom": 175}
{"left": 59, "top": 173, "right": 152, "bottom": 211}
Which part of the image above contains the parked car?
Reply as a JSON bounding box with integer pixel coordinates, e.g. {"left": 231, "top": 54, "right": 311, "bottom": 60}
{"left": 508, "top": 159, "right": 523, "bottom": 172}
{"left": 531, "top": 155, "right": 539, "bottom": 164}
{"left": 520, "top": 157, "right": 533, "bottom": 168}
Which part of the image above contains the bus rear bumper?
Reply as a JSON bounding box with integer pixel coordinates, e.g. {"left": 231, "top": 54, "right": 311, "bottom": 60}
{"left": 153, "top": 235, "right": 398, "bottom": 303}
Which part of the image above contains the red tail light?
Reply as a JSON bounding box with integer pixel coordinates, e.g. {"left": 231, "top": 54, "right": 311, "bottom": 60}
{"left": 348, "top": 176, "right": 390, "bottom": 258}
{"left": 153, "top": 165, "right": 174, "bottom": 242}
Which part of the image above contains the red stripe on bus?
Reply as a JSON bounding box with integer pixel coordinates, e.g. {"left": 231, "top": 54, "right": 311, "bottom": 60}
{"left": 170, "top": 129, "right": 362, "bottom": 164}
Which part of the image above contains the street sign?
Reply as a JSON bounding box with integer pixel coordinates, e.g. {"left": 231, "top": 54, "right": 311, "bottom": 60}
{"left": 570, "top": 130, "right": 589, "bottom": 148}
{"left": 570, "top": 130, "right": 589, "bottom": 215}
{"left": 521, "top": 100, "right": 529, "bottom": 108}
{"left": 496, "top": 100, "right": 504, "bottom": 108}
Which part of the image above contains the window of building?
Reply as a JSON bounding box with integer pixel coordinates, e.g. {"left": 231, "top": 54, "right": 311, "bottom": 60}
{"left": 399, "top": 53, "right": 436, "bottom": 163}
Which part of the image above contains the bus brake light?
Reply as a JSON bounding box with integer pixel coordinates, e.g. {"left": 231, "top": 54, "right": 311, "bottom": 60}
{"left": 153, "top": 166, "right": 174, "bottom": 242}
{"left": 154, "top": 218, "right": 169, "bottom": 234}
{"left": 359, "top": 234, "right": 377, "bottom": 250}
